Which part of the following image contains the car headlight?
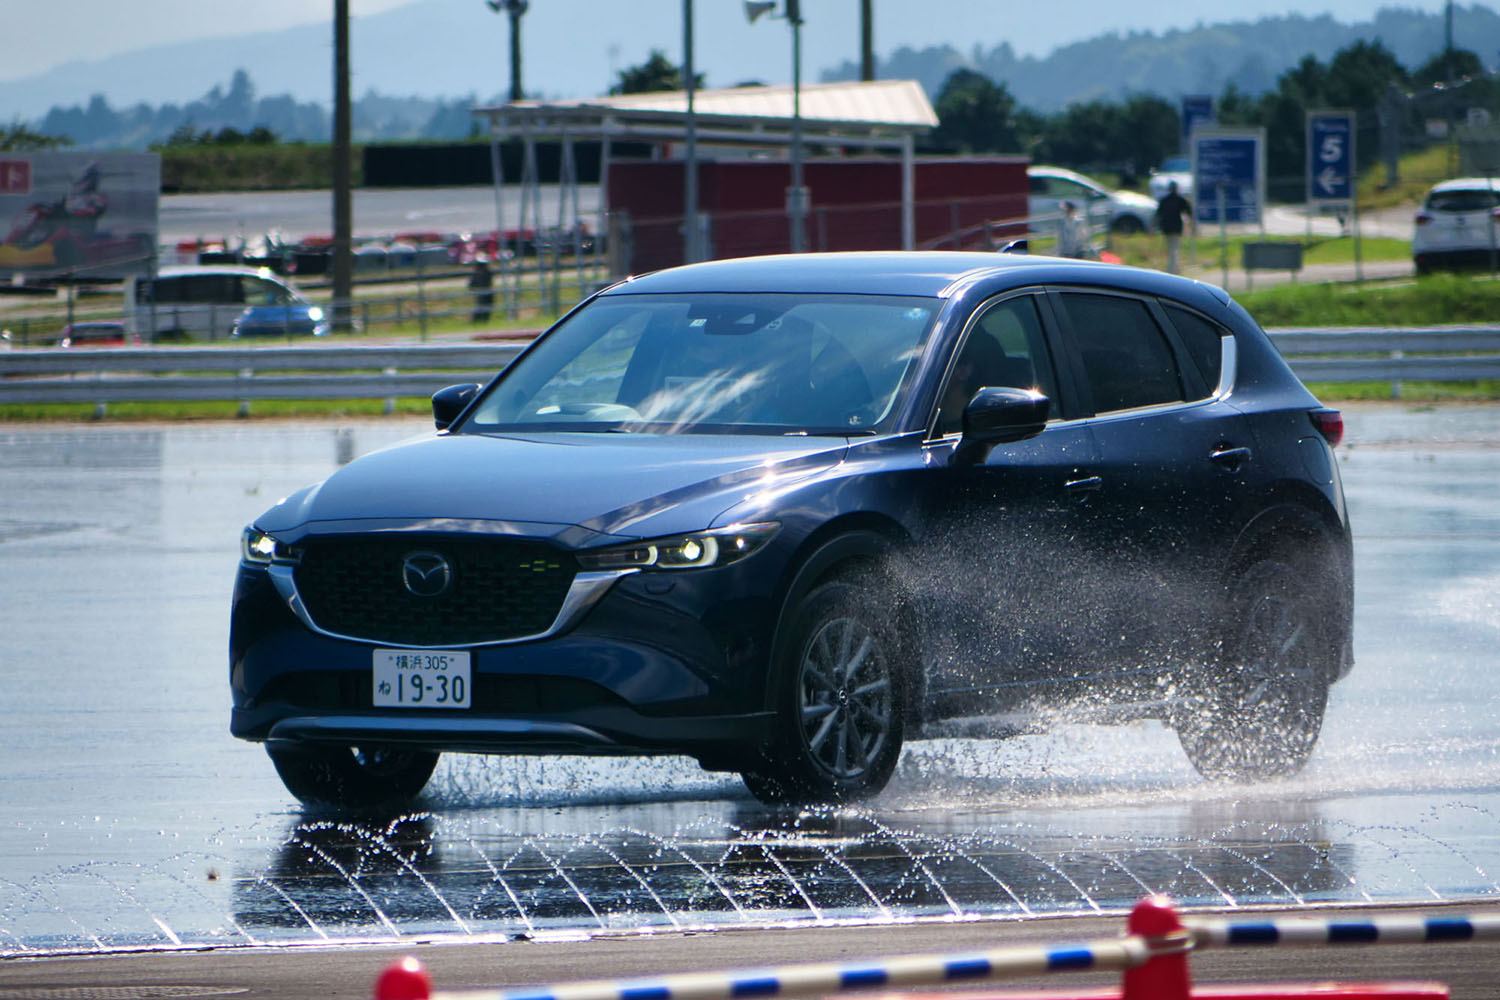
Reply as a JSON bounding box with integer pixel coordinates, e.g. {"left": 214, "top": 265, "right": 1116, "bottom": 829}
{"left": 241, "top": 527, "right": 300, "bottom": 565}
{"left": 306, "top": 306, "right": 324, "bottom": 321}
{"left": 576, "top": 522, "right": 780, "bottom": 572}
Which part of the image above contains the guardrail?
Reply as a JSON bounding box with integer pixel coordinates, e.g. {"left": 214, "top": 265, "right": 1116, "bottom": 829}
{"left": 0, "top": 342, "right": 525, "bottom": 414}
{"left": 372, "top": 896, "right": 1491, "bottom": 1000}
{"left": 1266, "top": 326, "right": 1500, "bottom": 395}
{"left": 1, "top": 327, "right": 1497, "bottom": 412}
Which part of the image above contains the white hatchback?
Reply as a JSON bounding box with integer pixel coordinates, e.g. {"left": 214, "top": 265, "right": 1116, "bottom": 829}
{"left": 1413, "top": 178, "right": 1500, "bottom": 274}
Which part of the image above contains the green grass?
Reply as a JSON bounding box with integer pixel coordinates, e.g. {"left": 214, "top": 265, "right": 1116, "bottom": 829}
{"left": 1304, "top": 379, "right": 1500, "bottom": 401}
{"left": 1357, "top": 145, "right": 1455, "bottom": 212}
{"left": 1098, "top": 232, "right": 1409, "bottom": 273}
{"left": 1237, "top": 271, "right": 1500, "bottom": 326}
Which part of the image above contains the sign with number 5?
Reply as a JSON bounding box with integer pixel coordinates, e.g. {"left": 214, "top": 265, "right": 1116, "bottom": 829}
{"left": 1307, "top": 110, "right": 1355, "bottom": 208}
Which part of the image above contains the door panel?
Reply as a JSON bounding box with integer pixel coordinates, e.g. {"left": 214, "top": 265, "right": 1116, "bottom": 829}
{"left": 1050, "top": 290, "right": 1251, "bottom": 688}
{"left": 914, "top": 293, "right": 1102, "bottom": 718}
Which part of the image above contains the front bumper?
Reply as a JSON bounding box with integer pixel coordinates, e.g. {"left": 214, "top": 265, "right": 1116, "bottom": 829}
{"left": 229, "top": 553, "right": 783, "bottom": 765}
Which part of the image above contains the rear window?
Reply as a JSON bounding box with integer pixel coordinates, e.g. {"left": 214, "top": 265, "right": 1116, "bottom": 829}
{"left": 1426, "top": 188, "right": 1500, "bottom": 213}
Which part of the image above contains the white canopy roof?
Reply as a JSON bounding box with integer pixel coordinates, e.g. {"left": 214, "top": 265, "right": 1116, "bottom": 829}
{"left": 474, "top": 79, "right": 937, "bottom": 149}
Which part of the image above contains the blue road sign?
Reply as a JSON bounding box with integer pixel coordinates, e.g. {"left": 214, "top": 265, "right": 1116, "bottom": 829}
{"left": 1181, "top": 95, "right": 1215, "bottom": 147}
{"left": 1307, "top": 110, "right": 1355, "bottom": 206}
{"left": 1192, "top": 128, "right": 1264, "bottom": 225}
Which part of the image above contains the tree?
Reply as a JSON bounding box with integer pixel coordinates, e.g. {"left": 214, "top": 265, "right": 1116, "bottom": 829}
{"left": 1324, "top": 39, "right": 1408, "bottom": 111}
{"left": 610, "top": 49, "right": 703, "bottom": 95}
{"left": 0, "top": 121, "right": 71, "bottom": 151}
{"left": 929, "top": 69, "right": 1020, "bottom": 153}
{"left": 1413, "top": 47, "right": 1485, "bottom": 87}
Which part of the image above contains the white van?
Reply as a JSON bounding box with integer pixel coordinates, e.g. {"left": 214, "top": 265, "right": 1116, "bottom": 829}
{"left": 124, "top": 265, "right": 315, "bottom": 342}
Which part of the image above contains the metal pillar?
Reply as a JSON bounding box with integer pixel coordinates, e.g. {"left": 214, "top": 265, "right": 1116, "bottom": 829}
{"left": 789, "top": 11, "right": 806, "bottom": 253}
{"left": 901, "top": 134, "right": 915, "bottom": 250}
{"left": 684, "top": 0, "right": 701, "bottom": 263}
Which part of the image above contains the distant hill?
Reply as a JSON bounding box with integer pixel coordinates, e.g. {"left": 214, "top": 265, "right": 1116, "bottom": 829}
{"left": 826, "top": 5, "right": 1500, "bottom": 112}
{"left": 10, "top": 4, "right": 1499, "bottom": 150}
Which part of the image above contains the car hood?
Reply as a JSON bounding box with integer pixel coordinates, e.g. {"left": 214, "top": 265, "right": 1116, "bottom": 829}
{"left": 256, "top": 431, "right": 850, "bottom": 542}
{"left": 1111, "top": 190, "right": 1158, "bottom": 211}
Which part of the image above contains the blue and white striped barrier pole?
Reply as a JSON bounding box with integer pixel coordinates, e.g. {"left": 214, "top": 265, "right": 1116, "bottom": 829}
{"left": 462, "top": 935, "right": 1158, "bottom": 1000}
{"left": 1188, "top": 912, "right": 1500, "bottom": 949}
{"left": 375, "top": 899, "right": 1497, "bottom": 1000}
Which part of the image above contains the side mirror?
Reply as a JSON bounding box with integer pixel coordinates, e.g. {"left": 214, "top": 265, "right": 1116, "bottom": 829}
{"left": 954, "top": 387, "right": 1049, "bottom": 463}
{"left": 431, "top": 382, "right": 481, "bottom": 430}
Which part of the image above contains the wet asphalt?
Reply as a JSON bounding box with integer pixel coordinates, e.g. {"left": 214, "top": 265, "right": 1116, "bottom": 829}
{"left": 1, "top": 403, "right": 1499, "bottom": 993}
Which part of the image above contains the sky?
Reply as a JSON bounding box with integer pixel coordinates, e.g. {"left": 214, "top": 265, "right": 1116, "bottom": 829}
{"left": 0, "top": 0, "right": 1452, "bottom": 85}
{"left": 0, "top": 0, "right": 1463, "bottom": 104}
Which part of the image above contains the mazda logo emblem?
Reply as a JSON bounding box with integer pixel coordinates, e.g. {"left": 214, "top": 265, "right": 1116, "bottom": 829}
{"left": 401, "top": 551, "right": 452, "bottom": 597}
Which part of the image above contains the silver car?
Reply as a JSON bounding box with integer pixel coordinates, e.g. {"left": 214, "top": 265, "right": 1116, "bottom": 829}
{"left": 1028, "top": 166, "right": 1157, "bottom": 235}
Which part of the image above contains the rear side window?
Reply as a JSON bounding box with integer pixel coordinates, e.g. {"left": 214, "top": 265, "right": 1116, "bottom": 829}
{"left": 145, "top": 274, "right": 245, "bottom": 304}
{"left": 1427, "top": 188, "right": 1500, "bottom": 213}
{"left": 1161, "top": 304, "right": 1225, "bottom": 392}
{"left": 1057, "top": 292, "right": 1185, "bottom": 414}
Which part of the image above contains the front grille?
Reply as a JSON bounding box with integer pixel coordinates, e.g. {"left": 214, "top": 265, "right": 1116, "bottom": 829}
{"left": 294, "top": 535, "right": 577, "bottom": 646}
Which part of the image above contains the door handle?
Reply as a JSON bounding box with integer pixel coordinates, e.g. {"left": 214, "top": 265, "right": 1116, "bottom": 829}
{"left": 1064, "top": 475, "right": 1103, "bottom": 494}
{"left": 1210, "top": 445, "right": 1252, "bottom": 472}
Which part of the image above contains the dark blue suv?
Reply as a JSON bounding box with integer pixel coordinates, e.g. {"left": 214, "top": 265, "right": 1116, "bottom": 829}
{"left": 231, "top": 252, "right": 1353, "bottom": 807}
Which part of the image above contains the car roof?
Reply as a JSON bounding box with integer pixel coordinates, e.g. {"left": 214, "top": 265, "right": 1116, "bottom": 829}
{"left": 602, "top": 251, "right": 1224, "bottom": 303}
{"left": 1428, "top": 178, "right": 1500, "bottom": 193}
{"left": 153, "top": 264, "right": 282, "bottom": 279}
{"left": 1028, "top": 165, "right": 1098, "bottom": 184}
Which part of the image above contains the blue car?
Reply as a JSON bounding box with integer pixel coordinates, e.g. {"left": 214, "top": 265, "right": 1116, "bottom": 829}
{"left": 230, "top": 303, "right": 330, "bottom": 338}
{"left": 231, "top": 251, "right": 1353, "bottom": 808}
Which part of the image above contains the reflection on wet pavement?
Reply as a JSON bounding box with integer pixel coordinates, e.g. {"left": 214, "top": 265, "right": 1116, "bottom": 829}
{"left": 3, "top": 406, "right": 1500, "bottom": 955}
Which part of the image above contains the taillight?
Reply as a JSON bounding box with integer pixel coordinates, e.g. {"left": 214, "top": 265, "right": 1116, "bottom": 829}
{"left": 1414, "top": 211, "right": 1434, "bottom": 226}
{"left": 1309, "top": 407, "right": 1343, "bottom": 447}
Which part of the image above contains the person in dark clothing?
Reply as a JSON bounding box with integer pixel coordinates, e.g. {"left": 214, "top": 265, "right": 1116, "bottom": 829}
{"left": 1155, "top": 181, "right": 1192, "bottom": 275}
{"left": 468, "top": 258, "right": 495, "bottom": 323}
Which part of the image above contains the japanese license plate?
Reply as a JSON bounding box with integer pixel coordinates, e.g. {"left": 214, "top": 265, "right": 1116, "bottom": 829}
{"left": 373, "top": 649, "right": 471, "bottom": 709}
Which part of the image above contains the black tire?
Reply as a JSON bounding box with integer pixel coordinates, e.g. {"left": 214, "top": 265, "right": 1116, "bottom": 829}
{"left": 742, "top": 578, "right": 906, "bottom": 805}
{"left": 1176, "top": 559, "right": 1331, "bottom": 781}
{"left": 1111, "top": 215, "right": 1146, "bottom": 235}
{"left": 267, "top": 743, "right": 439, "bottom": 810}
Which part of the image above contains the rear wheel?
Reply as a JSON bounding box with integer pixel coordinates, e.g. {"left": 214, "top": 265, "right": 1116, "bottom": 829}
{"left": 742, "top": 578, "right": 905, "bottom": 805}
{"left": 1176, "top": 559, "right": 1330, "bottom": 780}
{"left": 1111, "top": 215, "right": 1146, "bottom": 235}
{"left": 267, "top": 744, "right": 439, "bottom": 810}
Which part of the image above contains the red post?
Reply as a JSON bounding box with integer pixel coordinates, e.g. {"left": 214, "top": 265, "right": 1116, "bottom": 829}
{"left": 1123, "top": 895, "right": 1192, "bottom": 1000}
{"left": 375, "top": 955, "right": 432, "bottom": 1000}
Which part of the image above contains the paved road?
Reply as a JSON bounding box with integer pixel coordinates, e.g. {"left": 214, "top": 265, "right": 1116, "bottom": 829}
{"left": 5, "top": 903, "right": 1499, "bottom": 999}
{"left": 3, "top": 403, "right": 1498, "bottom": 996}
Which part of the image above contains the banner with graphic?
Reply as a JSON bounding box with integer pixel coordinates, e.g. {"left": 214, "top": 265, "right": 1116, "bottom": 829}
{"left": 0, "top": 152, "right": 159, "bottom": 279}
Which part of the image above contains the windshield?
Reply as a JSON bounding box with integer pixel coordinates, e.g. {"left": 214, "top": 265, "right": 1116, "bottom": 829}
{"left": 461, "top": 292, "right": 940, "bottom": 436}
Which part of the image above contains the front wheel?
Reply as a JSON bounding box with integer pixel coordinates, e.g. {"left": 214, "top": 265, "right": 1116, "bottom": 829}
{"left": 1176, "top": 560, "right": 1331, "bottom": 781}
{"left": 743, "top": 578, "right": 906, "bottom": 805}
{"left": 267, "top": 744, "right": 439, "bottom": 810}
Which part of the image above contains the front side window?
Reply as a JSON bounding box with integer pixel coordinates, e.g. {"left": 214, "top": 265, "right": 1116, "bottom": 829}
{"left": 244, "top": 278, "right": 292, "bottom": 306}
{"left": 936, "top": 295, "right": 1055, "bottom": 435}
{"left": 462, "top": 292, "right": 939, "bottom": 436}
{"left": 1057, "top": 292, "right": 1185, "bottom": 414}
